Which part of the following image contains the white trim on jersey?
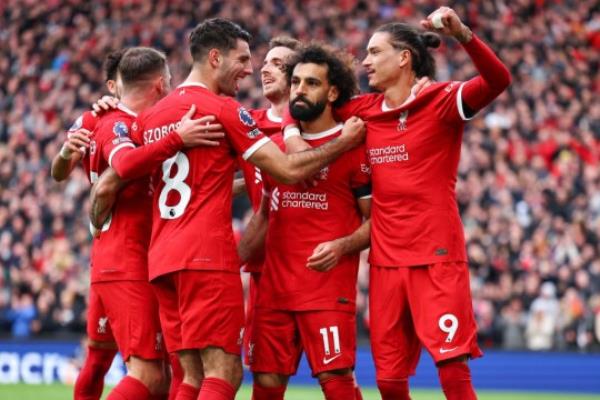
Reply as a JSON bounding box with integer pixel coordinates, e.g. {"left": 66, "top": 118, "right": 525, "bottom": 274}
{"left": 267, "top": 107, "right": 282, "bottom": 123}
{"left": 457, "top": 82, "right": 475, "bottom": 121}
{"left": 108, "top": 142, "right": 136, "bottom": 167}
{"left": 177, "top": 82, "right": 208, "bottom": 89}
{"left": 359, "top": 194, "right": 372, "bottom": 200}
{"left": 242, "top": 136, "right": 271, "bottom": 160}
{"left": 117, "top": 103, "right": 138, "bottom": 117}
{"left": 301, "top": 124, "right": 343, "bottom": 141}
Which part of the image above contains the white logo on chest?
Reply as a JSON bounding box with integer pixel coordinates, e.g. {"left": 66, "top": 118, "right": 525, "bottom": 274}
{"left": 397, "top": 110, "right": 409, "bottom": 131}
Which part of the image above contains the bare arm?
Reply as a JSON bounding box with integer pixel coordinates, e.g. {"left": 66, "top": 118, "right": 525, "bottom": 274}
{"left": 237, "top": 194, "right": 269, "bottom": 264}
{"left": 307, "top": 197, "right": 371, "bottom": 272}
{"left": 232, "top": 177, "right": 247, "bottom": 198}
{"left": 248, "top": 117, "right": 365, "bottom": 185}
{"left": 50, "top": 129, "right": 90, "bottom": 181}
{"left": 90, "top": 168, "right": 126, "bottom": 229}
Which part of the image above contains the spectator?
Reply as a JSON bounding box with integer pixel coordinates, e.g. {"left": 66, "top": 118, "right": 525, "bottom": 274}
{"left": 0, "top": 0, "right": 599, "bottom": 352}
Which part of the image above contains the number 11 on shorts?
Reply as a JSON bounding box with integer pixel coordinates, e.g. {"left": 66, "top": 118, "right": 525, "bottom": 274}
{"left": 319, "top": 326, "right": 340, "bottom": 356}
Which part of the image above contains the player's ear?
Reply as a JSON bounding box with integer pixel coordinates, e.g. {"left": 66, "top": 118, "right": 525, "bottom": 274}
{"left": 398, "top": 49, "right": 411, "bottom": 69}
{"left": 327, "top": 85, "right": 339, "bottom": 104}
{"left": 208, "top": 49, "right": 221, "bottom": 68}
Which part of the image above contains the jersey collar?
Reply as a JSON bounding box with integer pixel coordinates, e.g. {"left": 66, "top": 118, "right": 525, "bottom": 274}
{"left": 301, "top": 123, "right": 343, "bottom": 141}
{"left": 177, "top": 81, "right": 208, "bottom": 89}
{"left": 267, "top": 107, "right": 282, "bottom": 123}
{"left": 381, "top": 82, "right": 420, "bottom": 112}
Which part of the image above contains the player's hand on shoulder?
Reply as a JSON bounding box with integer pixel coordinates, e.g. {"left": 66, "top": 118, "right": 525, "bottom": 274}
{"left": 91, "top": 95, "right": 119, "bottom": 117}
{"left": 340, "top": 116, "right": 366, "bottom": 150}
{"left": 177, "top": 104, "right": 225, "bottom": 148}
{"left": 306, "top": 240, "right": 344, "bottom": 272}
{"left": 60, "top": 128, "right": 91, "bottom": 159}
{"left": 420, "top": 7, "right": 472, "bottom": 43}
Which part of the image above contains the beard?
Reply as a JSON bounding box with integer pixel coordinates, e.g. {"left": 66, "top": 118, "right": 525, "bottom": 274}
{"left": 289, "top": 96, "right": 327, "bottom": 121}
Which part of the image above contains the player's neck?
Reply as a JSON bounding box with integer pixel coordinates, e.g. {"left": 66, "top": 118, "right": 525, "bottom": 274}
{"left": 383, "top": 71, "right": 416, "bottom": 109}
{"left": 183, "top": 67, "right": 217, "bottom": 94}
{"left": 299, "top": 110, "right": 337, "bottom": 134}
{"left": 119, "top": 92, "right": 155, "bottom": 114}
{"left": 267, "top": 97, "right": 288, "bottom": 119}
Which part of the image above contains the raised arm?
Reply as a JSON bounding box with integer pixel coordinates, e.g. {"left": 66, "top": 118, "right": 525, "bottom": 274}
{"left": 421, "top": 7, "right": 511, "bottom": 116}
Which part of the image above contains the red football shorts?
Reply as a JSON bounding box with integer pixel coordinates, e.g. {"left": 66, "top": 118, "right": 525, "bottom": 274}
{"left": 249, "top": 308, "right": 356, "bottom": 376}
{"left": 86, "top": 283, "right": 115, "bottom": 343}
{"left": 152, "top": 270, "right": 244, "bottom": 355}
{"left": 369, "top": 262, "right": 482, "bottom": 380}
{"left": 243, "top": 271, "right": 261, "bottom": 366}
{"left": 92, "top": 280, "right": 164, "bottom": 361}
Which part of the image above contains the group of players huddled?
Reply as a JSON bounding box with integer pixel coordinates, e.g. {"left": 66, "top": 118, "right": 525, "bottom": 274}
{"left": 51, "top": 6, "right": 510, "bottom": 400}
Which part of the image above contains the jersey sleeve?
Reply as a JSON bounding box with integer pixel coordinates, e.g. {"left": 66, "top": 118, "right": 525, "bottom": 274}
{"left": 100, "top": 119, "right": 136, "bottom": 167}
{"left": 349, "top": 145, "right": 372, "bottom": 199}
{"left": 436, "top": 35, "right": 511, "bottom": 124}
{"left": 219, "top": 99, "right": 271, "bottom": 160}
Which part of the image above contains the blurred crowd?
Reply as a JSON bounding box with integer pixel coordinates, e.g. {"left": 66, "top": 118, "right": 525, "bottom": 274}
{"left": 1, "top": 0, "right": 599, "bottom": 352}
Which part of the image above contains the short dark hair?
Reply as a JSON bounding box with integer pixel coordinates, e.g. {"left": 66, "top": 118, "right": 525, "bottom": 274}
{"left": 117, "top": 47, "right": 167, "bottom": 86}
{"left": 103, "top": 49, "right": 126, "bottom": 82}
{"left": 189, "top": 18, "right": 251, "bottom": 62}
{"left": 375, "top": 23, "right": 440, "bottom": 78}
{"left": 286, "top": 43, "right": 358, "bottom": 108}
{"left": 269, "top": 36, "right": 301, "bottom": 52}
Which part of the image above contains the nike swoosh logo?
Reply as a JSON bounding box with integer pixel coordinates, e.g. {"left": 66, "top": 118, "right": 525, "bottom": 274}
{"left": 439, "top": 347, "right": 458, "bottom": 354}
{"left": 323, "top": 354, "right": 342, "bottom": 365}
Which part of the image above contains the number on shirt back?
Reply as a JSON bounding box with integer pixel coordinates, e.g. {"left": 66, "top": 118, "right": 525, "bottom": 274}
{"left": 90, "top": 171, "right": 112, "bottom": 232}
{"left": 439, "top": 313, "right": 459, "bottom": 343}
{"left": 159, "top": 152, "right": 191, "bottom": 219}
{"left": 319, "top": 326, "right": 341, "bottom": 355}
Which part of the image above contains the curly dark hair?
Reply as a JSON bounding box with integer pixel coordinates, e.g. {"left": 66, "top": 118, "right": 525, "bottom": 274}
{"left": 189, "top": 18, "right": 251, "bottom": 62}
{"left": 375, "top": 23, "right": 440, "bottom": 78}
{"left": 285, "top": 43, "right": 358, "bottom": 108}
{"left": 103, "top": 48, "right": 126, "bottom": 82}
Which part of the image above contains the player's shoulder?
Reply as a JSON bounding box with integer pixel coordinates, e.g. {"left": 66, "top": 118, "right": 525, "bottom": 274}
{"left": 348, "top": 93, "right": 383, "bottom": 108}
{"left": 95, "top": 109, "right": 134, "bottom": 140}
{"left": 69, "top": 110, "right": 99, "bottom": 132}
{"left": 249, "top": 108, "right": 267, "bottom": 120}
{"left": 423, "top": 81, "right": 463, "bottom": 97}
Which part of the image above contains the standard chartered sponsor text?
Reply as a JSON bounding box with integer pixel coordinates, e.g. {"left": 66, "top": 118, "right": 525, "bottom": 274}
{"left": 369, "top": 144, "right": 409, "bottom": 164}
{"left": 281, "top": 191, "right": 328, "bottom": 210}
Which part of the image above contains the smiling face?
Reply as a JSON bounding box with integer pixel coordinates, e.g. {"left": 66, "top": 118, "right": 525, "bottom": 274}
{"left": 362, "top": 31, "right": 410, "bottom": 91}
{"left": 216, "top": 39, "right": 253, "bottom": 96}
{"left": 261, "top": 46, "right": 295, "bottom": 102}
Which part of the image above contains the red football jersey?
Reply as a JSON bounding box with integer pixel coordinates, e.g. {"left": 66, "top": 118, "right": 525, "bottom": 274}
{"left": 67, "top": 110, "right": 99, "bottom": 180}
{"left": 240, "top": 108, "right": 282, "bottom": 211}
{"left": 258, "top": 125, "right": 371, "bottom": 312}
{"left": 131, "top": 82, "right": 271, "bottom": 280}
{"left": 240, "top": 108, "right": 282, "bottom": 273}
{"left": 336, "top": 82, "right": 473, "bottom": 267}
{"left": 89, "top": 104, "right": 151, "bottom": 282}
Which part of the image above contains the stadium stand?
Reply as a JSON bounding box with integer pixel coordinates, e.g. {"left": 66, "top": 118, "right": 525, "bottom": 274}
{"left": 0, "top": 0, "right": 599, "bottom": 353}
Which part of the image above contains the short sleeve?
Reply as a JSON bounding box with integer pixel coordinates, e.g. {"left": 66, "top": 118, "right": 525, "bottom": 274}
{"left": 349, "top": 145, "right": 372, "bottom": 199}
{"left": 433, "top": 81, "right": 472, "bottom": 124}
{"left": 219, "top": 99, "right": 271, "bottom": 160}
{"left": 99, "top": 119, "right": 136, "bottom": 167}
